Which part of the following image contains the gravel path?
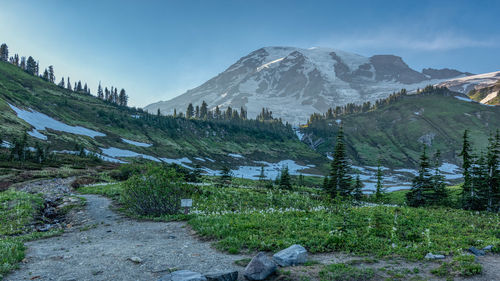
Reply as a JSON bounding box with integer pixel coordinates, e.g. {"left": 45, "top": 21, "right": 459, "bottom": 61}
{"left": 6, "top": 194, "right": 250, "bottom": 281}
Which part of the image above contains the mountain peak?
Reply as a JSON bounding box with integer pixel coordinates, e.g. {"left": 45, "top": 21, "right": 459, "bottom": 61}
{"left": 146, "top": 46, "right": 471, "bottom": 124}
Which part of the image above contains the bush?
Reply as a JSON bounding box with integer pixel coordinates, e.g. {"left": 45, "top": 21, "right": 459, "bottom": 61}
{"left": 431, "top": 254, "right": 482, "bottom": 278}
{"left": 70, "top": 176, "right": 98, "bottom": 189}
{"left": 109, "top": 164, "right": 145, "bottom": 181}
{"left": 120, "top": 165, "right": 190, "bottom": 216}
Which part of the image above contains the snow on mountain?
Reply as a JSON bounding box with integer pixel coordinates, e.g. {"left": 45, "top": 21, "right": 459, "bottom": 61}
{"left": 436, "top": 71, "right": 500, "bottom": 94}
{"left": 146, "top": 46, "right": 470, "bottom": 124}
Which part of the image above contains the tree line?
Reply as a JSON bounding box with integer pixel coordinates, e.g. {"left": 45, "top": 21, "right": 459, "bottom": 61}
{"left": 0, "top": 42, "right": 128, "bottom": 107}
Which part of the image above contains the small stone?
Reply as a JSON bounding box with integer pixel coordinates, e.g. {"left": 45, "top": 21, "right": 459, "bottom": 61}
{"left": 425, "top": 253, "right": 445, "bottom": 260}
{"left": 204, "top": 271, "right": 238, "bottom": 281}
{"left": 273, "top": 244, "right": 308, "bottom": 267}
{"left": 128, "top": 256, "right": 142, "bottom": 263}
{"left": 483, "top": 245, "right": 493, "bottom": 251}
{"left": 158, "top": 270, "right": 207, "bottom": 281}
{"left": 244, "top": 252, "right": 277, "bottom": 280}
{"left": 468, "top": 246, "right": 485, "bottom": 256}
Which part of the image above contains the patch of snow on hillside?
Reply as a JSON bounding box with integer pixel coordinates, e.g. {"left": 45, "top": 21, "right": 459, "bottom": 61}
{"left": 454, "top": 96, "right": 473, "bottom": 102}
{"left": 28, "top": 129, "right": 47, "bottom": 140}
{"left": 1, "top": 141, "right": 10, "bottom": 148}
{"left": 231, "top": 159, "right": 316, "bottom": 180}
{"left": 100, "top": 147, "right": 159, "bottom": 162}
{"left": 121, "top": 138, "right": 152, "bottom": 147}
{"left": 480, "top": 91, "right": 498, "bottom": 104}
{"left": 160, "top": 157, "right": 193, "bottom": 169}
{"left": 55, "top": 149, "right": 126, "bottom": 163}
{"left": 228, "top": 153, "right": 244, "bottom": 158}
{"left": 194, "top": 157, "right": 206, "bottom": 162}
{"left": 9, "top": 104, "right": 105, "bottom": 138}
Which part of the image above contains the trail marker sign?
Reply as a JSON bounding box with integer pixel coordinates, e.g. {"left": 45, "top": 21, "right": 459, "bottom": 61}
{"left": 181, "top": 199, "right": 193, "bottom": 214}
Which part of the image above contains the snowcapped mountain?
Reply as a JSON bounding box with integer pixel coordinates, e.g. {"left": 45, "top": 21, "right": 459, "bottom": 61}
{"left": 436, "top": 71, "right": 500, "bottom": 94}
{"left": 146, "top": 47, "right": 470, "bottom": 124}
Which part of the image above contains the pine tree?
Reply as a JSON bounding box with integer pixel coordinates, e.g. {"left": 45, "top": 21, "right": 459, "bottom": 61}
{"left": 186, "top": 103, "right": 194, "bottom": 119}
{"left": 97, "top": 82, "right": 104, "bottom": 99}
{"left": 486, "top": 130, "right": 500, "bottom": 211}
{"left": 58, "top": 77, "right": 65, "bottom": 88}
{"left": 113, "top": 88, "right": 118, "bottom": 103}
{"left": 258, "top": 165, "right": 266, "bottom": 187}
{"left": 430, "top": 150, "right": 448, "bottom": 206}
{"left": 67, "top": 77, "right": 72, "bottom": 91}
{"left": 157, "top": 108, "right": 161, "bottom": 117}
{"left": 460, "top": 130, "right": 474, "bottom": 209}
{"left": 173, "top": 109, "right": 177, "bottom": 117}
{"left": 20, "top": 56, "right": 26, "bottom": 70}
{"left": 200, "top": 101, "right": 208, "bottom": 119}
{"left": 215, "top": 106, "right": 221, "bottom": 120}
{"left": 353, "top": 173, "right": 364, "bottom": 201}
{"left": 375, "top": 162, "right": 386, "bottom": 202}
{"left": 0, "top": 43, "right": 8, "bottom": 61}
{"left": 327, "top": 126, "right": 352, "bottom": 198}
{"left": 104, "top": 87, "right": 110, "bottom": 100}
{"left": 48, "top": 65, "right": 55, "bottom": 83}
{"left": 406, "top": 145, "right": 434, "bottom": 207}
{"left": 279, "top": 166, "right": 292, "bottom": 189}
{"left": 42, "top": 69, "right": 49, "bottom": 81}
{"left": 118, "top": 89, "right": 128, "bottom": 106}
{"left": 26, "top": 56, "right": 37, "bottom": 75}
{"left": 195, "top": 105, "right": 200, "bottom": 118}
{"left": 470, "top": 154, "right": 488, "bottom": 210}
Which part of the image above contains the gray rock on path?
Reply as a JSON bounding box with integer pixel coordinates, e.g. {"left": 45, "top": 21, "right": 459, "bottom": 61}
{"left": 244, "top": 252, "right": 277, "bottom": 281}
{"left": 204, "top": 271, "right": 238, "bottom": 281}
{"left": 425, "top": 253, "right": 445, "bottom": 260}
{"left": 483, "top": 245, "right": 494, "bottom": 251}
{"left": 158, "top": 270, "right": 207, "bottom": 281}
{"left": 468, "top": 246, "right": 485, "bottom": 256}
{"left": 273, "top": 244, "right": 308, "bottom": 267}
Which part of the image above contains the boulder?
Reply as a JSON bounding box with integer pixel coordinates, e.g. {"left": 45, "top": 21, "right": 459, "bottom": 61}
{"left": 483, "top": 245, "right": 493, "bottom": 251}
{"left": 158, "top": 270, "right": 207, "bottom": 281}
{"left": 273, "top": 244, "right": 308, "bottom": 267}
{"left": 468, "top": 246, "right": 485, "bottom": 256}
{"left": 244, "top": 252, "right": 277, "bottom": 280}
{"left": 204, "top": 271, "right": 238, "bottom": 281}
{"left": 425, "top": 253, "right": 445, "bottom": 260}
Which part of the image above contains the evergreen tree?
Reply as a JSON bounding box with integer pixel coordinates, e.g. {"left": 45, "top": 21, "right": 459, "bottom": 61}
{"left": 0, "top": 43, "right": 8, "bottom": 61}
{"left": 20, "top": 56, "right": 26, "bottom": 70}
{"left": 215, "top": 106, "right": 221, "bottom": 120}
{"left": 119, "top": 89, "right": 128, "bottom": 106}
{"left": 406, "top": 145, "right": 434, "bottom": 207}
{"left": 195, "top": 105, "right": 200, "bottom": 118}
{"left": 42, "top": 69, "right": 49, "bottom": 80}
{"left": 97, "top": 82, "right": 104, "bottom": 99}
{"left": 279, "top": 166, "right": 292, "bottom": 189}
{"left": 48, "top": 65, "right": 55, "bottom": 83}
{"left": 104, "top": 87, "right": 110, "bottom": 100}
{"left": 327, "top": 126, "right": 352, "bottom": 198}
{"left": 353, "top": 173, "right": 364, "bottom": 201}
{"left": 486, "top": 130, "right": 500, "bottom": 211}
{"left": 157, "top": 108, "right": 161, "bottom": 117}
{"left": 26, "top": 56, "right": 37, "bottom": 75}
{"left": 460, "top": 130, "right": 474, "bottom": 209}
{"left": 76, "top": 81, "right": 82, "bottom": 92}
{"left": 430, "top": 150, "right": 449, "bottom": 206}
{"left": 258, "top": 165, "right": 267, "bottom": 187}
{"left": 113, "top": 88, "right": 118, "bottom": 103}
{"left": 67, "top": 77, "right": 72, "bottom": 91}
{"left": 375, "top": 162, "right": 386, "bottom": 202}
{"left": 173, "top": 109, "right": 177, "bottom": 117}
{"left": 186, "top": 103, "right": 194, "bottom": 119}
{"left": 200, "top": 101, "right": 208, "bottom": 119}
{"left": 58, "top": 77, "right": 65, "bottom": 88}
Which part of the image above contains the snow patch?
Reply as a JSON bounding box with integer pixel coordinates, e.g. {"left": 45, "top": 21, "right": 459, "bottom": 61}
{"left": 228, "top": 153, "right": 244, "bottom": 158}
{"left": 232, "top": 159, "right": 315, "bottom": 180}
{"left": 121, "top": 138, "right": 152, "bottom": 147}
{"left": 27, "top": 129, "right": 47, "bottom": 140}
{"left": 160, "top": 157, "right": 193, "bottom": 169}
{"left": 9, "top": 104, "right": 105, "bottom": 138}
{"left": 100, "top": 147, "right": 160, "bottom": 162}
{"left": 480, "top": 91, "right": 498, "bottom": 104}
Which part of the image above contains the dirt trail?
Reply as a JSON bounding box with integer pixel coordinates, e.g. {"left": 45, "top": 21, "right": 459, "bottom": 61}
{"left": 6, "top": 194, "right": 250, "bottom": 281}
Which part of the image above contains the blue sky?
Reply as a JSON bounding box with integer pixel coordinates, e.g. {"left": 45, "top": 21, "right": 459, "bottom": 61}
{"left": 0, "top": 0, "right": 498, "bottom": 107}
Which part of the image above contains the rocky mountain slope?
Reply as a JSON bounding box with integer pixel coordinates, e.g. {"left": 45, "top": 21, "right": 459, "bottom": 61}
{"left": 146, "top": 46, "right": 470, "bottom": 124}
{"left": 436, "top": 71, "right": 500, "bottom": 105}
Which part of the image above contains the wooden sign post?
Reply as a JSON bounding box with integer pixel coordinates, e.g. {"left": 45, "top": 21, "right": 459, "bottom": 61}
{"left": 181, "top": 199, "right": 193, "bottom": 214}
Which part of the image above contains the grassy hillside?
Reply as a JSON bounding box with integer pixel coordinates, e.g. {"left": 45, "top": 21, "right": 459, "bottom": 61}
{"left": 0, "top": 61, "right": 322, "bottom": 170}
{"left": 301, "top": 89, "right": 500, "bottom": 168}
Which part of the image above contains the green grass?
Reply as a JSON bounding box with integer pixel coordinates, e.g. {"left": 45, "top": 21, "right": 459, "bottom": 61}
{"left": 319, "top": 263, "right": 375, "bottom": 281}
{"left": 85, "top": 182, "right": 500, "bottom": 261}
{"left": 0, "top": 190, "right": 62, "bottom": 279}
{"left": 431, "top": 254, "right": 482, "bottom": 278}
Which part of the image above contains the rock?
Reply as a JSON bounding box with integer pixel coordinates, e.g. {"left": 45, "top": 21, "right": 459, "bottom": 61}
{"left": 158, "top": 270, "right": 207, "bottom": 281}
{"left": 425, "top": 253, "right": 445, "bottom": 260}
{"left": 483, "top": 245, "right": 493, "bottom": 251}
{"left": 204, "top": 271, "right": 238, "bottom": 281}
{"left": 244, "top": 252, "right": 277, "bottom": 280}
{"left": 468, "top": 246, "right": 485, "bottom": 256}
{"left": 273, "top": 244, "right": 308, "bottom": 267}
{"left": 128, "top": 256, "right": 142, "bottom": 263}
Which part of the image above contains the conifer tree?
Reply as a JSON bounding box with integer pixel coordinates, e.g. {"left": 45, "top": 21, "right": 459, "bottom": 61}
{"left": 258, "top": 165, "right": 266, "bottom": 186}
{"left": 375, "top": 162, "right": 386, "bottom": 202}
{"left": 97, "top": 82, "right": 104, "bottom": 99}
{"left": 26, "top": 56, "right": 37, "bottom": 75}
{"left": 20, "top": 56, "right": 26, "bottom": 70}
{"left": 430, "top": 150, "right": 448, "bottom": 206}
{"left": 327, "top": 126, "right": 352, "bottom": 198}
{"left": 460, "top": 130, "right": 474, "bottom": 209}
{"left": 280, "top": 166, "right": 292, "bottom": 189}
{"left": 215, "top": 106, "right": 221, "bottom": 120}
{"left": 195, "top": 105, "right": 200, "bottom": 118}
{"left": 119, "top": 89, "right": 128, "bottom": 106}
{"left": 353, "top": 173, "right": 364, "bottom": 201}
{"left": 406, "top": 145, "right": 434, "bottom": 207}
{"left": 173, "top": 109, "right": 177, "bottom": 117}
{"left": 470, "top": 154, "right": 488, "bottom": 210}
{"left": 0, "top": 43, "right": 8, "bottom": 61}
{"left": 104, "top": 87, "right": 110, "bottom": 100}
{"left": 186, "top": 103, "right": 194, "bottom": 119}
{"left": 67, "top": 77, "right": 72, "bottom": 91}
{"left": 200, "top": 101, "right": 208, "bottom": 119}
{"left": 486, "top": 130, "right": 500, "bottom": 211}
{"left": 58, "top": 77, "right": 65, "bottom": 88}
{"left": 48, "top": 65, "right": 55, "bottom": 83}
{"left": 42, "top": 69, "right": 49, "bottom": 81}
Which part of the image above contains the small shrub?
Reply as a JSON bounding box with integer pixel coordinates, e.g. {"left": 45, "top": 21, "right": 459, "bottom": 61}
{"left": 431, "top": 255, "right": 482, "bottom": 278}
{"left": 120, "top": 165, "right": 190, "bottom": 216}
